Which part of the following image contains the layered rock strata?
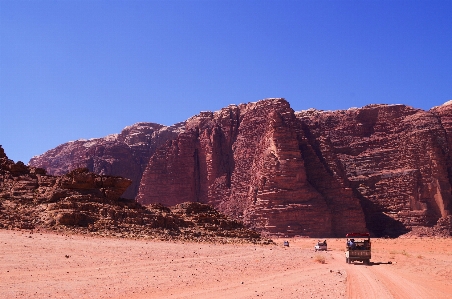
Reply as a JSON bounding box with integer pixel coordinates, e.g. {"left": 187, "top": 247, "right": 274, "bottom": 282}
{"left": 29, "top": 122, "right": 184, "bottom": 199}
{"left": 27, "top": 98, "right": 452, "bottom": 237}
{"left": 0, "top": 146, "right": 268, "bottom": 243}
{"left": 297, "top": 103, "right": 452, "bottom": 236}
{"left": 137, "top": 99, "right": 368, "bottom": 237}
{"left": 138, "top": 99, "right": 452, "bottom": 237}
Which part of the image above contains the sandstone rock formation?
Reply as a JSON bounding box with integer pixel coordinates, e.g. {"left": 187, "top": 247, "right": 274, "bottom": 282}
{"left": 137, "top": 99, "right": 367, "bottom": 237}
{"left": 297, "top": 103, "right": 452, "bottom": 237}
{"left": 1, "top": 146, "right": 268, "bottom": 243}
{"left": 1, "top": 144, "right": 130, "bottom": 228}
{"left": 137, "top": 98, "right": 452, "bottom": 237}
{"left": 29, "top": 122, "right": 184, "bottom": 199}
{"left": 27, "top": 98, "right": 452, "bottom": 238}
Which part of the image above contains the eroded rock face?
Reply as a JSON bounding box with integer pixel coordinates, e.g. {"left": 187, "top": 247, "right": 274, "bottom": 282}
{"left": 1, "top": 150, "right": 131, "bottom": 204}
{"left": 137, "top": 99, "right": 452, "bottom": 237}
{"left": 1, "top": 146, "right": 130, "bottom": 229}
{"left": 25, "top": 98, "right": 452, "bottom": 237}
{"left": 29, "top": 122, "right": 184, "bottom": 199}
{"left": 1, "top": 146, "right": 267, "bottom": 244}
{"left": 137, "top": 99, "right": 368, "bottom": 237}
{"left": 297, "top": 104, "right": 452, "bottom": 236}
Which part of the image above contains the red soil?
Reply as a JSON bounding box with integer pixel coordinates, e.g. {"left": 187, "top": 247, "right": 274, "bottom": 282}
{"left": 1, "top": 230, "right": 451, "bottom": 298}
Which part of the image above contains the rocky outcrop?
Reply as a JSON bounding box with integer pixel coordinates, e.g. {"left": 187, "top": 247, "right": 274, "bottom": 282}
{"left": 1, "top": 145, "right": 131, "bottom": 228}
{"left": 26, "top": 98, "right": 452, "bottom": 238}
{"left": 29, "top": 122, "right": 184, "bottom": 199}
{"left": 296, "top": 104, "right": 452, "bottom": 237}
{"left": 0, "top": 146, "right": 269, "bottom": 244}
{"left": 137, "top": 99, "right": 368, "bottom": 237}
{"left": 1, "top": 152, "right": 131, "bottom": 203}
{"left": 137, "top": 99, "right": 452, "bottom": 237}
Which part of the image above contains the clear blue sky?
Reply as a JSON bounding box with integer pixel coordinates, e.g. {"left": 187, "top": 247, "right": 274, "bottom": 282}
{"left": 1, "top": 0, "right": 451, "bottom": 163}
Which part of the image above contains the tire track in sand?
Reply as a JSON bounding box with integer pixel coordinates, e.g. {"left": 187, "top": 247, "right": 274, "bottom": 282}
{"left": 329, "top": 251, "right": 444, "bottom": 299}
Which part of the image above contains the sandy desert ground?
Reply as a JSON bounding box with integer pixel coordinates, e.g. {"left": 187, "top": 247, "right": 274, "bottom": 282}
{"left": 1, "top": 230, "right": 451, "bottom": 299}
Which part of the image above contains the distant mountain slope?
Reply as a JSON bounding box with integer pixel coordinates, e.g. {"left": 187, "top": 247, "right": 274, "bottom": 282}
{"left": 29, "top": 122, "right": 184, "bottom": 199}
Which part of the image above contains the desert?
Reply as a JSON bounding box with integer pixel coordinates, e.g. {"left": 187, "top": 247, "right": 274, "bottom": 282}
{"left": 1, "top": 229, "right": 451, "bottom": 299}
{"left": 29, "top": 98, "right": 452, "bottom": 239}
{"left": 3, "top": 2, "right": 452, "bottom": 298}
{"left": 2, "top": 98, "right": 452, "bottom": 298}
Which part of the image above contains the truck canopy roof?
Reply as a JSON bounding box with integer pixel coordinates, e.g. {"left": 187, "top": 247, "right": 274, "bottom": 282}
{"left": 346, "top": 232, "right": 370, "bottom": 237}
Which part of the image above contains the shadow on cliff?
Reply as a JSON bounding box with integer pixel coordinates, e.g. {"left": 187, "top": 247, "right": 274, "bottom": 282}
{"left": 355, "top": 192, "right": 409, "bottom": 238}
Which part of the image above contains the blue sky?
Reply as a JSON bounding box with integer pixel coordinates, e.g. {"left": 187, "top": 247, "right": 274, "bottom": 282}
{"left": 1, "top": 0, "right": 451, "bottom": 163}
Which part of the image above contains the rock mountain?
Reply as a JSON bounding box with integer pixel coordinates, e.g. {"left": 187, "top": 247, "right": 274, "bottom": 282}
{"left": 29, "top": 122, "right": 184, "bottom": 199}
{"left": 29, "top": 98, "right": 452, "bottom": 237}
{"left": 1, "top": 146, "right": 267, "bottom": 243}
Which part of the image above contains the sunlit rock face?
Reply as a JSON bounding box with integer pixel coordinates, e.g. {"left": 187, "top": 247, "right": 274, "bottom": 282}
{"left": 296, "top": 103, "right": 452, "bottom": 237}
{"left": 1, "top": 146, "right": 268, "bottom": 243}
{"left": 137, "top": 98, "right": 452, "bottom": 237}
{"left": 29, "top": 122, "right": 184, "bottom": 199}
{"left": 27, "top": 98, "right": 452, "bottom": 237}
{"left": 1, "top": 147, "right": 131, "bottom": 204}
{"left": 137, "top": 98, "right": 368, "bottom": 237}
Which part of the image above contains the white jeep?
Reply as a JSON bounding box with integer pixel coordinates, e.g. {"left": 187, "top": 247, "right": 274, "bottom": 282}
{"left": 314, "top": 240, "right": 327, "bottom": 251}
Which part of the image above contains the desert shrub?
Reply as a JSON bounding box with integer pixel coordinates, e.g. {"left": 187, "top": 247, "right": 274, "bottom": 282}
{"left": 389, "top": 250, "right": 411, "bottom": 257}
{"left": 401, "top": 250, "right": 411, "bottom": 257}
{"left": 314, "top": 255, "right": 326, "bottom": 264}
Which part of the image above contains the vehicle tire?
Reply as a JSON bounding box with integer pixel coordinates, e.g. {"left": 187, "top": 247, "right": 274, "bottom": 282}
{"left": 346, "top": 257, "right": 349, "bottom": 264}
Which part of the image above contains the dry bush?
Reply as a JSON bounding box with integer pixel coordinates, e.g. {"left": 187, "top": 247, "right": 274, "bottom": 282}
{"left": 401, "top": 250, "right": 411, "bottom": 257}
{"left": 314, "top": 255, "right": 326, "bottom": 264}
{"left": 389, "top": 250, "right": 411, "bottom": 257}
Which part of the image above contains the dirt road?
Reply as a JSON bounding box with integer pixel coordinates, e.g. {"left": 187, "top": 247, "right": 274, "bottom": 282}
{"left": 1, "top": 230, "right": 451, "bottom": 298}
{"left": 324, "top": 241, "right": 451, "bottom": 299}
{"left": 336, "top": 251, "right": 444, "bottom": 299}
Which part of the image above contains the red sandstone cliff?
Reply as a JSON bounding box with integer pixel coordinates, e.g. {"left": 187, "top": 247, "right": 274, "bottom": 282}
{"left": 137, "top": 99, "right": 452, "bottom": 237}
{"left": 29, "top": 122, "right": 184, "bottom": 199}
{"left": 297, "top": 104, "right": 452, "bottom": 236}
{"left": 137, "top": 99, "right": 368, "bottom": 237}
{"left": 1, "top": 145, "right": 267, "bottom": 243}
{"left": 26, "top": 98, "right": 452, "bottom": 237}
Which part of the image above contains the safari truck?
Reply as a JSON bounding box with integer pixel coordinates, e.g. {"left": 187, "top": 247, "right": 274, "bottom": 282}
{"left": 345, "top": 232, "right": 371, "bottom": 264}
{"left": 314, "top": 240, "right": 327, "bottom": 251}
